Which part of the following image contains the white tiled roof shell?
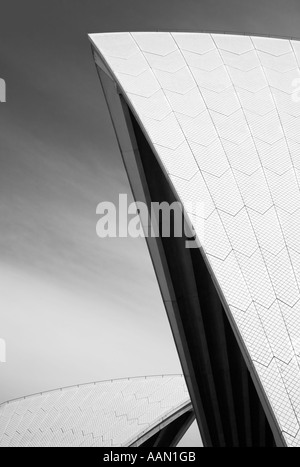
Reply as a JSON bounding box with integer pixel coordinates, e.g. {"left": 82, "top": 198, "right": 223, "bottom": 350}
{"left": 0, "top": 375, "right": 190, "bottom": 447}
{"left": 91, "top": 32, "right": 300, "bottom": 446}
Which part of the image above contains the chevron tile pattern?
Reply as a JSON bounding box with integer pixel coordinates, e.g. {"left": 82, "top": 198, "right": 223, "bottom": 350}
{"left": 0, "top": 375, "right": 190, "bottom": 447}
{"left": 91, "top": 32, "right": 300, "bottom": 446}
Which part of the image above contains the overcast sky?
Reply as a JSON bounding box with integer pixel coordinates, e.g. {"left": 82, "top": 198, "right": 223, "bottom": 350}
{"left": 1, "top": 0, "right": 300, "bottom": 447}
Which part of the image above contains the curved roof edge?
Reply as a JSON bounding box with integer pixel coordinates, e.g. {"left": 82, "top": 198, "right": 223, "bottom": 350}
{"left": 88, "top": 30, "right": 300, "bottom": 42}
{"left": 0, "top": 374, "right": 184, "bottom": 407}
{"left": 0, "top": 375, "right": 193, "bottom": 448}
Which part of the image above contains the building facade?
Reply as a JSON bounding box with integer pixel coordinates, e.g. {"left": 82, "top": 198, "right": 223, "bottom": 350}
{"left": 90, "top": 32, "right": 300, "bottom": 447}
{"left": 0, "top": 375, "right": 193, "bottom": 447}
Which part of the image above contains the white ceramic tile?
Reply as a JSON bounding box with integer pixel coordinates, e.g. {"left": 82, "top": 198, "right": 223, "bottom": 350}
{"left": 132, "top": 32, "right": 177, "bottom": 56}
{"left": 92, "top": 32, "right": 300, "bottom": 447}
{"left": 172, "top": 33, "right": 216, "bottom": 54}
{"left": 252, "top": 37, "right": 292, "bottom": 56}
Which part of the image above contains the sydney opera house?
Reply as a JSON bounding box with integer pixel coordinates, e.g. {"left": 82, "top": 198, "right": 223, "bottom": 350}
{"left": 2, "top": 31, "right": 300, "bottom": 448}
{"left": 0, "top": 375, "right": 193, "bottom": 447}
{"left": 88, "top": 32, "right": 300, "bottom": 448}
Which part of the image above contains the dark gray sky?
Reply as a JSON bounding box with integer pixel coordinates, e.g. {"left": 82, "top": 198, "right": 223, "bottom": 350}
{"left": 1, "top": 0, "right": 300, "bottom": 447}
